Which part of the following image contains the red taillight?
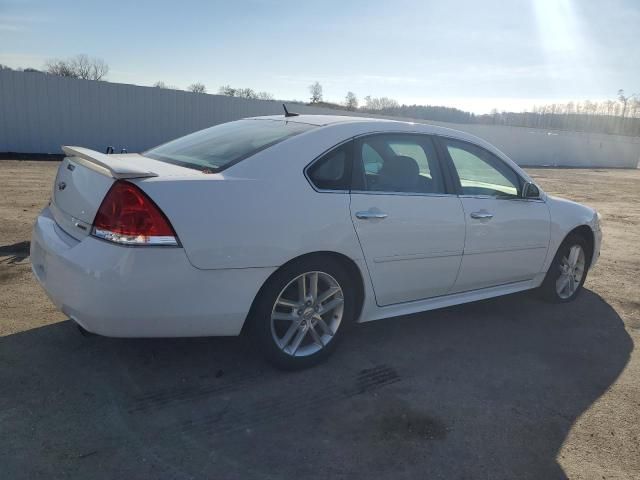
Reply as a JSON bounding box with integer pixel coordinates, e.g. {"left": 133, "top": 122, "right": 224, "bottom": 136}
{"left": 92, "top": 180, "right": 179, "bottom": 246}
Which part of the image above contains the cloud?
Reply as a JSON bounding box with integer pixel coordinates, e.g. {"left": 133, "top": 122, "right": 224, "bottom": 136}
{"left": 0, "top": 24, "right": 23, "bottom": 32}
{"left": 0, "top": 14, "right": 49, "bottom": 34}
{"left": 274, "top": 74, "right": 420, "bottom": 87}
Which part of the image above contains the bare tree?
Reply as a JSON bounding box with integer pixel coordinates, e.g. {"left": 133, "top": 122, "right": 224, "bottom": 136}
{"left": 153, "top": 81, "right": 179, "bottom": 90}
{"left": 45, "top": 59, "right": 75, "bottom": 77}
{"left": 630, "top": 97, "right": 640, "bottom": 119}
{"left": 218, "top": 85, "right": 237, "bottom": 96}
{"left": 618, "top": 89, "right": 629, "bottom": 118}
{"left": 187, "top": 82, "right": 207, "bottom": 93}
{"left": 345, "top": 91, "right": 358, "bottom": 111}
{"left": 236, "top": 88, "right": 257, "bottom": 99}
{"left": 364, "top": 95, "right": 399, "bottom": 111}
{"left": 309, "top": 81, "right": 323, "bottom": 103}
{"left": 45, "top": 54, "right": 109, "bottom": 80}
{"left": 218, "top": 85, "right": 274, "bottom": 100}
{"left": 257, "top": 91, "right": 274, "bottom": 100}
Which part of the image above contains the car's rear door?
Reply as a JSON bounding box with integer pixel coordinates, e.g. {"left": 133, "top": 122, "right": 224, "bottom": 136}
{"left": 435, "top": 136, "right": 551, "bottom": 292}
{"left": 349, "top": 133, "right": 466, "bottom": 306}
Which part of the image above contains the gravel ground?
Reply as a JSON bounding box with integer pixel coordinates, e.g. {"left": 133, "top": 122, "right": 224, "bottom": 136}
{"left": 0, "top": 160, "right": 638, "bottom": 479}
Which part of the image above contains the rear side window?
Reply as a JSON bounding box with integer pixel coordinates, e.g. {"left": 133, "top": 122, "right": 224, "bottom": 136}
{"left": 362, "top": 143, "right": 384, "bottom": 174}
{"left": 144, "top": 119, "right": 315, "bottom": 172}
{"left": 355, "top": 134, "right": 446, "bottom": 194}
{"left": 307, "top": 143, "right": 352, "bottom": 191}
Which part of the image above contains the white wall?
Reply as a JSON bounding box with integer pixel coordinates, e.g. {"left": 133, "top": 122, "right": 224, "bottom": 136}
{"left": 1, "top": 70, "right": 639, "bottom": 168}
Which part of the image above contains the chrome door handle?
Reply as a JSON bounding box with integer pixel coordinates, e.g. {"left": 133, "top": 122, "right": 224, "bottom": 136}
{"left": 470, "top": 211, "right": 493, "bottom": 219}
{"left": 356, "top": 211, "right": 388, "bottom": 219}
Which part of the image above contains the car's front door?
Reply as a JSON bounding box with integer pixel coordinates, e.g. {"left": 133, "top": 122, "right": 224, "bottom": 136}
{"left": 436, "top": 137, "right": 551, "bottom": 293}
{"left": 349, "top": 134, "right": 466, "bottom": 306}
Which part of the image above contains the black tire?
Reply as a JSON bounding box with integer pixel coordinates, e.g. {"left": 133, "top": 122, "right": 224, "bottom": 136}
{"left": 539, "top": 233, "right": 590, "bottom": 303}
{"left": 250, "top": 256, "right": 356, "bottom": 370}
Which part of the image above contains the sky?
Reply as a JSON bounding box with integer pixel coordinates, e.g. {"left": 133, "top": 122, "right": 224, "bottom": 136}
{"left": 1, "top": 0, "right": 638, "bottom": 114}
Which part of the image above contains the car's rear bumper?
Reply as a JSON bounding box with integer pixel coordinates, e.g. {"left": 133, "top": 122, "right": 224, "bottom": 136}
{"left": 31, "top": 207, "right": 275, "bottom": 337}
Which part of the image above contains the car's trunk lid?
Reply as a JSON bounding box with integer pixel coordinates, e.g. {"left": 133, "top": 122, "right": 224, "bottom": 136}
{"left": 52, "top": 146, "right": 199, "bottom": 240}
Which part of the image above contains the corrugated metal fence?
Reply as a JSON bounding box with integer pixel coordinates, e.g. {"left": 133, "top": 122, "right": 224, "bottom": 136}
{"left": 1, "top": 70, "right": 639, "bottom": 167}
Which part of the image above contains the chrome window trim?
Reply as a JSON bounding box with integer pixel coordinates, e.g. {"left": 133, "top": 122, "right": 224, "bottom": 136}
{"left": 303, "top": 130, "right": 544, "bottom": 200}
{"left": 308, "top": 188, "right": 350, "bottom": 194}
{"left": 352, "top": 130, "right": 441, "bottom": 140}
{"left": 458, "top": 193, "right": 546, "bottom": 203}
{"left": 350, "top": 190, "right": 456, "bottom": 198}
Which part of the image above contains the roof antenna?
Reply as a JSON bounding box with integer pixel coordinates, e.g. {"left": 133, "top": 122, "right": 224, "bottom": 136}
{"left": 282, "top": 103, "right": 299, "bottom": 117}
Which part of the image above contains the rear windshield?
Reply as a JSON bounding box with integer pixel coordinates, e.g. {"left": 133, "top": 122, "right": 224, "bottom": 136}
{"left": 144, "top": 119, "right": 316, "bottom": 172}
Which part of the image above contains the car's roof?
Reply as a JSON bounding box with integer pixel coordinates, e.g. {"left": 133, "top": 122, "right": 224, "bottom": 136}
{"left": 248, "top": 114, "right": 486, "bottom": 144}
{"left": 248, "top": 114, "right": 388, "bottom": 126}
{"left": 249, "top": 114, "right": 469, "bottom": 137}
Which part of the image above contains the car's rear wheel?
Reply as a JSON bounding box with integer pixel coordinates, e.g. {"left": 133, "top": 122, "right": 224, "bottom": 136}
{"left": 251, "top": 257, "right": 356, "bottom": 370}
{"left": 539, "top": 234, "right": 590, "bottom": 303}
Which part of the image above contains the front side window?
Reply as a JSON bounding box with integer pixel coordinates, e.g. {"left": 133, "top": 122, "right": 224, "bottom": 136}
{"left": 144, "top": 119, "right": 315, "bottom": 172}
{"left": 442, "top": 138, "right": 521, "bottom": 197}
{"left": 355, "top": 134, "right": 445, "bottom": 194}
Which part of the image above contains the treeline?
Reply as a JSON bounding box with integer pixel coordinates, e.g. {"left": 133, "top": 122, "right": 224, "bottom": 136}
{"left": 362, "top": 103, "right": 476, "bottom": 124}
{"left": 1, "top": 54, "right": 108, "bottom": 80}
{"left": 358, "top": 92, "right": 640, "bottom": 136}
{"left": 315, "top": 87, "right": 640, "bottom": 136}
{"left": 476, "top": 111, "right": 640, "bottom": 136}
{"left": 475, "top": 94, "right": 640, "bottom": 136}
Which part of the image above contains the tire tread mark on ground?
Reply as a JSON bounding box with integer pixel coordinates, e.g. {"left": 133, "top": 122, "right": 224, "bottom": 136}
{"left": 128, "top": 370, "right": 270, "bottom": 413}
{"left": 174, "top": 365, "right": 401, "bottom": 438}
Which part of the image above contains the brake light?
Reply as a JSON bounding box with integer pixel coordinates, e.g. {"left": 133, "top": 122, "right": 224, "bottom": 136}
{"left": 92, "top": 180, "right": 179, "bottom": 246}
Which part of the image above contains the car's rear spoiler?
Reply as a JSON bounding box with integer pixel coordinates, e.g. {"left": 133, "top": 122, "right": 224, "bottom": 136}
{"left": 61, "top": 146, "right": 158, "bottom": 179}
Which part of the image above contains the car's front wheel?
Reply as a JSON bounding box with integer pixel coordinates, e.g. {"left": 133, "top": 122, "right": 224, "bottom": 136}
{"left": 539, "top": 234, "right": 590, "bottom": 303}
{"left": 251, "top": 257, "right": 356, "bottom": 370}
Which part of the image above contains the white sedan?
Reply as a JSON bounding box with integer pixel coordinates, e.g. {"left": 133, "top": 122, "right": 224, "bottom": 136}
{"left": 31, "top": 113, "right": 602, "bottom": 369}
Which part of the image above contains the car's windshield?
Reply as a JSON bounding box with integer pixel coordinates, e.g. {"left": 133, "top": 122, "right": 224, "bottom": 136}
{"left": 144, "top": 119, "right": 316, "bottom": 172}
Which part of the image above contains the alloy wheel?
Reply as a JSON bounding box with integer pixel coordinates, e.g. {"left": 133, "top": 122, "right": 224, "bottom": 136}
{"left": 556, "top": 244, "right": 586, "bottom": 299}
{"left": 270, "top": 271, "right": 344, "bottom": 357}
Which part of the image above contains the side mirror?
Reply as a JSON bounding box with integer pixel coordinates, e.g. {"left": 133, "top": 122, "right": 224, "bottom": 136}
{"left": 522, "top": 181, "right": 540, "bottom": 199}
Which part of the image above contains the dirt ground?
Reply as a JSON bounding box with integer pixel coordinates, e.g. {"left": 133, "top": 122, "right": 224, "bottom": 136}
{"left": 1, "top": 160, "right": 639, "bottom": 479}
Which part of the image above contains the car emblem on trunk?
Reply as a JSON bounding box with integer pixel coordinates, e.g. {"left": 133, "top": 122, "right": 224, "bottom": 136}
{"left": 57, "top": 181, "right": 66, "bottom": 191}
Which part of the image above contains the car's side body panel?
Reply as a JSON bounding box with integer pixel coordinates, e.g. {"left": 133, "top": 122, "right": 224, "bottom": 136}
{"left": 350, "top": 193, "right": 465, "bottom": 305}
{"left": 451, "top": 197, "right": 551, "bottom": 292}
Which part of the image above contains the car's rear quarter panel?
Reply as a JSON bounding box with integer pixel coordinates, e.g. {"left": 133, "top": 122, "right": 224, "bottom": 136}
{"left": 136, "top": 125, "right": 367, "bottom": 271}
